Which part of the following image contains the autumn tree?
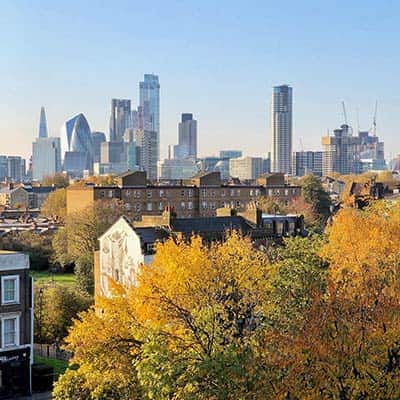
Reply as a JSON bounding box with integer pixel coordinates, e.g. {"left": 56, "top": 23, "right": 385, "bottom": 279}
{"left": 41, "top": 173, "right": 69, "bottom": 188}
{"left": 41, "top": 188, "right": 67, "bottom": 221}
{"left": 54, "top": 233, "right": 273, "bottom": 399}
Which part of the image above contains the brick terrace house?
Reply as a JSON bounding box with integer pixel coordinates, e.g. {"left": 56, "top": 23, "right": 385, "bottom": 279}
{"left": 67, "top": 170, "right": 300, "bottom": 219}
{"left": 0, "top": 251, "right": 33, "bottom": 398}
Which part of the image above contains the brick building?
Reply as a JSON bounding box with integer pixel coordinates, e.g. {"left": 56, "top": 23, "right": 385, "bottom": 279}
{"left": 0, "top": 251, "right": 33, "bottom": 398}
{"left": 67, "top": 171, "right": 301, "bottom": 219}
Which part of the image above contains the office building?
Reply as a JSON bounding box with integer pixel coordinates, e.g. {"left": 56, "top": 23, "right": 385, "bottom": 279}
{"left": 271, "top": 85, "right": 293, "bottom": 174}
{"left": 60, "top": 113, "right": 94, "bottom": 176}
{"left": 110, "top": 99, "right": 132, "bottom": 142}
{"left": 158, "top": 158, "right": 198, "bottom": 180}
{"left": 178, "top": 113, "right": 197, "bottom": 159}
{"left": 0, "top": 251, "right": 33, "bottom": 397}
{"left": 229, "top": 157, "right": 264, "bottom": 180}
{"left": 139, "top": 74, "right": 160, "bottom": 160}
{"left": 219, "top": 150, "right": 242, "bottom": 159}
{"left": 92, "top": 132, "right": 106, "bottom": 163}
{"left": 322, "top": 124, "right": 361, "bottom": 176}
{"left": 0, "top": 156, "right": 26, "bottom": 183}
{"left": 32, "top": 138, "right": 61, "bottom": 181}
{"left": 292, "top": 151, "right": 323, "bottom": 177}
{"left": 135, "top": 129, "right": 158, "bottom": 180}
{"left": 358, "top": 130, "right": 386, "bottom": 171}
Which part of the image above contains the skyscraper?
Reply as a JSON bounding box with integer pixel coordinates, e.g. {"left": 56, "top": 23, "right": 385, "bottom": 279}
{"left": 139, "top": 74, "right": 160, "bottom": 160}
{"left": 92, "top": 131, "right": 106, "bottom": 163}
{"left": 135, "top": 129, "right": 158, "bottom": 180}
{"left": 60, "top": 113, "right": 93, "bottom": 176}
{"left": 38, "top": 106, "right": 48, "bottom": 138}
{"left": 271, "top": 85, "right": 293, "bottom": 174}
{"left": 178, "top": 113, "right": 197, "bottom": 159}
{"left": 32, "top": 108, "right": 61, "bottom": 181}
{"left": 110, "top": 99, "right": 132, "bottom": 142}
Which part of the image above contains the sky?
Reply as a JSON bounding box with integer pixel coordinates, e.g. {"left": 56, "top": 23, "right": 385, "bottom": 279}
{"left": 1, "top": 0, "right": 400, "bottom": 161}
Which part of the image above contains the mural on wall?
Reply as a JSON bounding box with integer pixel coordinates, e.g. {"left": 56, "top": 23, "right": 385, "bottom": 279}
{"left": 100, "top": 219, "right": 141, "bottom": 296}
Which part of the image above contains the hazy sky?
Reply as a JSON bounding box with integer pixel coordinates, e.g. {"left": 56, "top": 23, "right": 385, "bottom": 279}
{"left": 2, "top": 0, "right": 400, "bottom": 160}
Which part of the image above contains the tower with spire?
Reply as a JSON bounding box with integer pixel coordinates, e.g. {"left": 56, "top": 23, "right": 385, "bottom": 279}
{"left": 38, "top": 106, "right": 48, "bottom": 138}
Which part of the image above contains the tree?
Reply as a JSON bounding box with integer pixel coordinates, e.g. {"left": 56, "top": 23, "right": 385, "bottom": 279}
{"left": 299, "top": 174, "right": 331, "bottom": 217}
{"left": 284, "top": 196, "right": 319, "bottom": 230}
{"left": 35, "top": 284, "right": 92, "bottom": 344}
{"left": 41, "top": 188, "right": 67, "bottom": 221}
{"left": 54, "top": 233, "right": 273, "bottom": 399}
{"left": 0, "top": 231, "right": 54, "bottom": 271}
{"left": 41, "top": 173, "right": 69, "bottom": 188}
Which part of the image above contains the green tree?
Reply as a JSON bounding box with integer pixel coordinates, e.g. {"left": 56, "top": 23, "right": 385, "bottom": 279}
{"left": 41, "top": 188, "right": 67, "bottom": 221}
{"left": 299, "top": 174, "right": 331, "bottom": 217}
{"left": 35, "top": 284, "right": 92, "bottom": 343}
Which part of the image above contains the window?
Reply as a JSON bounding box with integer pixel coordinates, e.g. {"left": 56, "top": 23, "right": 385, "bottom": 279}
{"left": 146, "top": 191, "right": 152, "bottom": 198}
{"left": 159, "top": 189, "right": 164, "bottom": 197}
{"left": 159, "top": 202, "right": 164, "bottom": 211}
{"left": 211, "top": 190, "right": 216, "bottom": 197}
{"left": 188, "top": 201, "right": 193, "bottom": 210}
{"left": 230, "top": 189, "right": 235, "bottom": 197}
{"left": 268, "top": 189, "right": 273, "bottom": 196}
{"left": 221, "top": 190, "right": 226, "bottom": 197}
{"left": 1, "top": 276, "right": 19, "bottom": 304}
{"left": 108, "top": 190, "right": 113, "bottom": 198}
{"left": 201, "top": 189, "right": 207, "bottom": 197}
{"left": 250, "top": 189, "right": 254, "bottom": 196}
{"left": 255, "top": 189, "right": 260, "bottom": 196}
{"left": 181, "top": 190, "right": 185, "bottom": 196}
{"left": 237, "top": 189, "right": 241, "bottom": 196}
{"left": 125, "top": 203, "right": 131, "bottom": 211}
{"left": 2, "top": 316, "right": 19, "bottom": 347}
{"left": 188, "top": 189, "right": 193, "bottom": 197}
{"left": 202, "top": 201, "right": 208, "bottom": 209}
{"left": 285, "top": 189, "right": 289, "bottom": 196}
{"left": 292, "top": 189, "right": 297, "bottom": 195}
{"left": 181, "top": 202, "right": 186, "bottom": 209}
{"left": 135, "top": 203, "right": 141, "bottom": 211}
{"left": 125, "top": 190, "right": 131, "bottom": 197}
{"left": 146, "top": 202, "right": 153, "bottom": 211}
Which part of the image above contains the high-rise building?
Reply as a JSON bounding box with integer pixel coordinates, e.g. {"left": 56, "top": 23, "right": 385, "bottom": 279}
{"left": 139, "top": 74, "right": 160, "bottom": 160}
{"left": 38, "top": 106, "right": 48, "bottom": 138}
{"left": 92, "top": 131, "right": 106, "bottom": 163}
{"left": 358, "top": 130, "right": 386, "bottom": 171}
{"left": 271, "top": 85, "right": 293, "bottom": 174}
{"left": 32, "top": 138, "right": 61, "bottom": 181}
{"left": 178, "top": 113, "right": 197, "bottom": 159}
{"left": 157, "top": 158, "right": 198, "bottom": 180}
{"left": 292, "top": 151, "right": 323, "bottom": 177}
{"left": 322, "top": 124, "right": 361, "bottom": 176}
{"left": 135, "top": 129, "right": 158, "bottom": 180}
{"left": 60, "top": 113, "right": 94, "bottom": 176}
{"left": 32, "top": 107, "right": 61, "bottom": 181}
{"left": 229, "top": 157, "right": 264, "bottom": 180}
{"left": 110, "top": 99, "right": 132, "bottom": 142}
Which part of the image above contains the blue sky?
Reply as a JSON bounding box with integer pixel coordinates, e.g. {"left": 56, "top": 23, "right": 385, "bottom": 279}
{"left": 2, "top": 0, "right": 400, "bottom": 160}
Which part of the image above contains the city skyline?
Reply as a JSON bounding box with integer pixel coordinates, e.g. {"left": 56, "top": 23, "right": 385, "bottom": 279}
{"left": 3, "top": 1, "right": 400, "bottom": 161}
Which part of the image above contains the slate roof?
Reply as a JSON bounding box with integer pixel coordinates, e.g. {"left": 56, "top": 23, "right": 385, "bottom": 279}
{"left": 170, "top": 216, "right": 253, "bottom": 234}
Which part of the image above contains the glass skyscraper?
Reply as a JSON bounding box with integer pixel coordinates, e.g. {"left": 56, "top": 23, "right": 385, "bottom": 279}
{"left": 109, "top": 99, "right": 132, "bottom": 142}
{"left": 271, "top": 85, "right": 293, "bottom": 174}
{"left": 60, "top": 113, "right": 93, "bottom": 176}
{"left": 139, "top": 74, "right": 160, "bottom": 161}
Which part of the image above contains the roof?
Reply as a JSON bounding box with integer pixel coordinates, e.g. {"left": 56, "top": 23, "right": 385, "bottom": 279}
{"left": 170, "top": 216, "right": 253, "bottom": 234}
{"left": 0, "top": 186, "right": 26, "bottom": 195}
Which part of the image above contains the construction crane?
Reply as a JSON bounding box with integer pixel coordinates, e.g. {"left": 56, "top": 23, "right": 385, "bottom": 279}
{"left": 341, "top": 101, "right": 348, "bottom": 125}
{"left": 371, "top": 100, "right": 378, "bottom": 136}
